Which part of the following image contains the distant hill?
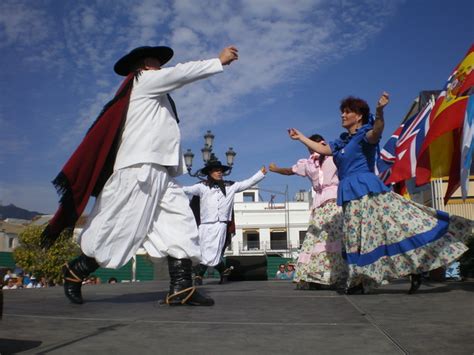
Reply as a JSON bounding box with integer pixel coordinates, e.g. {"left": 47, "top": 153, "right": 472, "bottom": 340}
{"left": 0, "top": 204, "right": 44, "bottom": 220}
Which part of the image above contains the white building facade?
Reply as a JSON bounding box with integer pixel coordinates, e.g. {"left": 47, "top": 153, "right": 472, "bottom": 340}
{"left": 226, "top": 186, "right": 312, "bottom": 258}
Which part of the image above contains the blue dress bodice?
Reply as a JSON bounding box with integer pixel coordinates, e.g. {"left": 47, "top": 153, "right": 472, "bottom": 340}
{"left": 329, "top": 124, "right": 389, "bottom": 205}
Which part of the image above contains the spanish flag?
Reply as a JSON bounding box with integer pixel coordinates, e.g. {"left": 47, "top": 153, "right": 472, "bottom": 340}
{"left": 416, "top": 44, "right": 474, "bottom": 203}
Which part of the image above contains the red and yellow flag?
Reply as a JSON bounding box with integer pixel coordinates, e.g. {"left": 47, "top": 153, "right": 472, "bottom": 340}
{"left": 416, "top": 44, "right": 474, "bottom": 203}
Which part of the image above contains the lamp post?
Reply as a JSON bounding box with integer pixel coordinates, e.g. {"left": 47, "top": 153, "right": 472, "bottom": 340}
{"left": 184, "top": 130, "right": 237, "bottom": 179}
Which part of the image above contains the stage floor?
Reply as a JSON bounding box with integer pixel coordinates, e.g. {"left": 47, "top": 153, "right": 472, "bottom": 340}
{"left": 1, "top": 278, "right": 473, "bottom": 354}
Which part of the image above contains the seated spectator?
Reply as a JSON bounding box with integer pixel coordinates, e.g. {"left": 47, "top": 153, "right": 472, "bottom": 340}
{"left": 276, "top": 264, "right": 290, "bottom": 280}
{"left": 3, "top": 269, "right": 12, "bottom": 282}
{"left": 3, "top": 278, "right": 18, "bottom": 290}
{"left": 14, "top": 275, "right": 24, "bottom": 289}
{"left": 38, "top": 277, "right": 48, "bottom": 288}
{"left": 286, "top": 263, "right": 296, "bottom": 280}
{"left": 26, "top": 276, "right": 39, "bottom": 288}
{"left": 22, "top": 273, "right": 31, "bottom": 287}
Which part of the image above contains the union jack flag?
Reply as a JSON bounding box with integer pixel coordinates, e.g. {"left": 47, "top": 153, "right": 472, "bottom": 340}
{"left": 378, "top": 97, "right": 435, "bottom": 185}
{"left": 378, "top": 124, "right": 404, "bottom": 183}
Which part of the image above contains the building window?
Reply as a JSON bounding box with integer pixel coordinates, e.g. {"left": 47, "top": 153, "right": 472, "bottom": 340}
{"left": 299, "top": 230, "right": 307, "bottom": 247}
{"left": 244, "top": 230, "right": 260, "bottom": 250}
{"left": 243, "top": 192, "right": 255, "bottom": 202}
{"left": 270, "top": 230, "right": 287, "bottom": 250}
{"left": 224, "top": 240, "right": 233, "bottom": 252}
{"left": 8, "top": 237, "right": 14, "bottom": 249}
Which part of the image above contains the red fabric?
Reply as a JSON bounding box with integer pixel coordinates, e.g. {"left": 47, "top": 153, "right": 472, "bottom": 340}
{"left": 44, "top": 74, "right": 135, "bottom": 242}
{"left": 415, "top": 45, "right": 473, "bottom": 191}
{"left": 415, "top": 98, "right": 468, "bottom": 187}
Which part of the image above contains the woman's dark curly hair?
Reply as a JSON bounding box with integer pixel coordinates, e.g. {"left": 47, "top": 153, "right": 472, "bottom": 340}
{"left": 309, "top": 133, "right": 326, "bottom": 164}
{"left": 309, "top": 133, "right": 324, "bottom": 143}
{"left": 340, "top": 96, "right": 370, "bottom": 124}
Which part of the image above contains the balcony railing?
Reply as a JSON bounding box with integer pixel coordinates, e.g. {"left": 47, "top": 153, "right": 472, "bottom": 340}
{"left": 237, "top": 241, "right": 298, "bottom": 253}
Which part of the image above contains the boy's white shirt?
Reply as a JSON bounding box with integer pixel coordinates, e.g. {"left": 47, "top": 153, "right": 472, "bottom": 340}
{"left": 183, "top": 170, "right": 265, "bottom": 223}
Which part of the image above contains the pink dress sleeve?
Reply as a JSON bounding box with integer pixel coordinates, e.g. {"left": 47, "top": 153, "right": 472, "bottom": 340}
{"left": 291, "top": 159, "right": 309, "bottom": 177}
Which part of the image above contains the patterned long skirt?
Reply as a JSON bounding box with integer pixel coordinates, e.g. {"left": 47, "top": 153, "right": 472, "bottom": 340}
{"left": 294, "top": 200, "right": 348, "bottom": 285}
{"left": 343, "top": 191, "right": 473, "bottom": 288}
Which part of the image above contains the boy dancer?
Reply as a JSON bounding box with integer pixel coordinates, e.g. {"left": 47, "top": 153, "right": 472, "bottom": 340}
{"left": 183, "top": 160, "right": 267, "bottom": 285}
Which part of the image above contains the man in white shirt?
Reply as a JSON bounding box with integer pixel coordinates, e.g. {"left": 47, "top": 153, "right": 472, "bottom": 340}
{"left": 183, "top": 160, "right": 267, "bottom": 285}
{"left": 63, "top": 45, "right": 238, "bottom": 306}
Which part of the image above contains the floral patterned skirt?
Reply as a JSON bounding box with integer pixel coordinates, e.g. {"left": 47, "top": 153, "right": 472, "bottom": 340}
{"left": 294, "top": 200, "right": 348, "bottom": 285}
{"left": 343, "top": 191, "right": 472, "bottom": 287}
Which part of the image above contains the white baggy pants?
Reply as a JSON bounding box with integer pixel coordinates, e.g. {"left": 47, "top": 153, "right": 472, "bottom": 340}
{"left": 199, "top": 222, "right": 228, "bottom": 266}
{"left": 79, "top": 164, "right": 201, "bottom": 269}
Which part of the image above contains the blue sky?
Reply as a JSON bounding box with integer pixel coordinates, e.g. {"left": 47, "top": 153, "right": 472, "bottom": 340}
{"left": 0, "top": 0, "right": 472, "bottom": 213}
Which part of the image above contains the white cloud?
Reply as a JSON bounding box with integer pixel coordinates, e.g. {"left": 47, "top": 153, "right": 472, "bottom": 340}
{"left": 166, "top": 0, "right": 401, "bottom": 138}
{"left": 2, "top": 0, "right": 402, "bottom": 163}
{"left": 0, "top": 1, "right": 51, "bottom": 48}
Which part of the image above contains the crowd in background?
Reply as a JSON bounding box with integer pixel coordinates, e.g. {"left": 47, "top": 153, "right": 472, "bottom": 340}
{"left": 275, "top": 263, "right": 295, "bottom": 280}
{"left": 2, "top": 269, "right": 48, "bottom": 289}
{"left": 1, "top": 268, "right": 119, "bottom": 290}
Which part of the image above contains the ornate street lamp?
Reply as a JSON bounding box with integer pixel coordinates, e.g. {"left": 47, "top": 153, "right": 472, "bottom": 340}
{"left": 185, "top": 130, "right": 237, "bottom": 179}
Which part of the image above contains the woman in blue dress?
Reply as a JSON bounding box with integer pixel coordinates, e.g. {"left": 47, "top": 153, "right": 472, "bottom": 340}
{"left": 288, "top": 92, "right": 472, "bottom": 294}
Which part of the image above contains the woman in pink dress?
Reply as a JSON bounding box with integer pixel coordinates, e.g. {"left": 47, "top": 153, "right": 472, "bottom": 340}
{"left": 270, "top": 134, "right": 347, "bottom": 289}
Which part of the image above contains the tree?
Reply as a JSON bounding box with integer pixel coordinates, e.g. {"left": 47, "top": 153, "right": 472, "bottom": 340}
{"left": 13, "top": 225, "right": 81, "bottom": 284}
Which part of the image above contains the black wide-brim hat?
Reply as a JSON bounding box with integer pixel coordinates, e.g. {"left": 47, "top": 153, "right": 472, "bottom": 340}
{"left": 200, "top": 160, "right": 231, "bottom": 176}
{"left": 114, "top": 46, "right": 174, "bottom": 76}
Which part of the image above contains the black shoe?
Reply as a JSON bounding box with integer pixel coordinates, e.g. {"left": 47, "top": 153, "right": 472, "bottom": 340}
{"left": 218, "top": 266, "right": 234, "bottom": 284}
{"left": 296, "top": 281, "right": 321, "bottom": 290}
{"left": 408, "top": 274, "right": 422, "bottom": 294}
{"left": 165, "top": 287, "right": 215, "bottom": 306}
{"left": 62, "top": 254, "right": 99, "bottom": 304}
{"left": 296, "top": 281, "right": 308, "bottom": 290}
{"left": 166, "top": 256, "right": 214, "bottom": 306}
{"left": 344, "top": 283, "right": 365, "bottom": 295}
{"left": 193, "top": 275, "right": 203, "bottom": 286}
{"left": 63, "top": 264, "right": 84, "bottom": 304}
{"left": 308, "top": 282, "right": 322, "bottom": 290}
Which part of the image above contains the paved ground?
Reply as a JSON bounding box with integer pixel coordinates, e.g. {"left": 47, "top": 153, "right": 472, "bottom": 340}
{"left": 1, "top": 278, "right": 473, "bottom": 354}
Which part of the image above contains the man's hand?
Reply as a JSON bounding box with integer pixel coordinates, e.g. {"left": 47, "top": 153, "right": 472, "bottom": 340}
{"left": 219, "top": 46, "right": 238, "bottom": 65}
{"left": 261, "top": 166, "right": 267, "bottom": 174}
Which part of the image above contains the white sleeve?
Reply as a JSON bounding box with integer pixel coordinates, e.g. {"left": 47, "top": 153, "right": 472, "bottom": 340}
{"left": 182, "top": 184, "right": 203, "bottom": 197}
{"left": 134, "top": 58, "right": 223, "bottom": 96}
{"left": 233, "top": 170, "right": 265, "bottom": 193}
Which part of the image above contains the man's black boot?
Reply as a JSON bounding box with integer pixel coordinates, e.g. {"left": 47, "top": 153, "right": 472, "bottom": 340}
{"left": 214, "top": 261, "right": 233, "bottom": 284}
{"left": 193, "top": 264, "right": 207, "bottom": 286}
{"left": 165, "top": 256, "right": 214, "bottom": 306}
{"left": 63, "top": 254, "right": 99, "bottom": 304}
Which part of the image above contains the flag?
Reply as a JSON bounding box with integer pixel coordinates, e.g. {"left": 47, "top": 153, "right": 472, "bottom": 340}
{"left": 461, "top": 95, "right": 474, "bottom": 198}
{"left": 385, "top": 99, "right": 433, "bottom": 185}
{"left": 415, "top": 44, "right": 474, "bottom": 203}
{"left": 378, "top": 97, "right": 433, "bottom": 186}
{"left": 378, "top": 123, "right": 404, "bottom": 182}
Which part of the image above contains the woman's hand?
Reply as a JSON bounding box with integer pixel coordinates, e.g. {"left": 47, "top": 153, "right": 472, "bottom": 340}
{"left": 261, "top": 166, "right": 267, "bottom": 174}
{"left": 376, "top": 92, "right": 390, "bottom": 111}
{"left": 367, "top": 91, "right": 388, "bottom": 144}
{"left": 288, "top": 128, "right": 304, "bottom": 140}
